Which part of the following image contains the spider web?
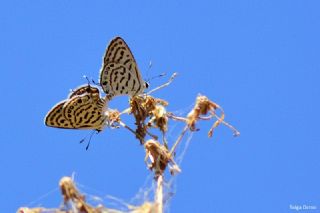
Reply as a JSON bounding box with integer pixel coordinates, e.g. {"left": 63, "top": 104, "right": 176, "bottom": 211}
{"left": 21, "top": 113, "right": 194, "bottom": 213}
{"left": 74, "top": 116, "right": 194, "bottom": 212}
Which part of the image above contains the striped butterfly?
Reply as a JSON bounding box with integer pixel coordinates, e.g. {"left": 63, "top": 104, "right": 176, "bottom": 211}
{"left": 45, "top": 85, "right": 107, "bottom": 131}
{"left": 99, "top": 37, "right": 148, "bottom": 101}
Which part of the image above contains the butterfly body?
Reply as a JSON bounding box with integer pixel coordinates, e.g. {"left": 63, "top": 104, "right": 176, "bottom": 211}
{"left": 45, "top": 85, "right": 107, "bottom": 131}
{"left": 100, "top": 37, "right": 146, "bottom": 100}
{"left": 68, "top": 85, "right": 100, "bottom": 99}
{"left": 46, "top": 37, "right": 146, "bottom": 131}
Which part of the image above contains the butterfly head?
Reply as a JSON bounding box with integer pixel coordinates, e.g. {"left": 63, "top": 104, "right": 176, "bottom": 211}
{"left": 145, "top": 81, "right": 149, "bottom": 89}
{"left": 68, "top": 85, "right": 100, "bottom": 99}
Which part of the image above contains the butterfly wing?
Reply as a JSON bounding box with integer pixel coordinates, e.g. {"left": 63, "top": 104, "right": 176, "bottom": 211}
{"left": 45, "top": 101, "right": 75, "bottom": 129}
{"left": 63, "top": 93, "right": 106, "bottom": 131}
{"left": 100, "top": 37, "right": 146, "bottom": 97}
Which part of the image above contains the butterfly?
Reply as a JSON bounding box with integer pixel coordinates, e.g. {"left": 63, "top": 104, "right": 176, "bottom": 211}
{"left": 45, "top": 85, "right": 107, "bottom": 131}
{"left": 99, "top": 37, "right": 148, "bottom": 101}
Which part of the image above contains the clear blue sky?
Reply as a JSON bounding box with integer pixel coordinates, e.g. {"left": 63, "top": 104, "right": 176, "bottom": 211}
{"left": 1, "top": 0, "right": 319, "bottom": 212}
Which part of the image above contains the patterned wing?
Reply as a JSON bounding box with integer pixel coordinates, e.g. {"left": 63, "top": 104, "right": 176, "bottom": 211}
{"left": 63, "top": 93, "right": 106, "bottom": 131}
{"left": 45, "top": 101, "right": 74, "bottom": 129}
{"left": 99, "top": 37, "right": 146, "bottom": 98}
{"left": 45, "top": 85, "right": 106, "bottom": 131}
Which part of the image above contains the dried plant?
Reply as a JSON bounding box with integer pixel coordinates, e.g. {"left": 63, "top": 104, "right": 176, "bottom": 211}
{"left": 19, "top": 73, "right": 239, "bottom": 213}
{"left": 17, "top": 177, "right": 158, "bottom": 213}
{"left": 144, "top": 139, "right": 181, "bottom": 178}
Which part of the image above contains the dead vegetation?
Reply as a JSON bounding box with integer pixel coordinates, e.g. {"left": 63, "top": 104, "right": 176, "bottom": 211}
{"left": 18, "top": 73, "right": 239, "bottom": 213}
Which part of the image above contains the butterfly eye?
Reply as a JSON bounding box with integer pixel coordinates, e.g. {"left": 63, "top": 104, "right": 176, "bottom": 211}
{"left": 145, "top": 82, "right": 149, "bottom": 89}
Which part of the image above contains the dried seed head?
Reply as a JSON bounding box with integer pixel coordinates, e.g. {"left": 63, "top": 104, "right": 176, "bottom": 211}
{"left": 187, "top": 95, "right": 225, "bottom": 136}
{"left": 130, "top": 95, "right": 169, "bottom": 143}
{"left": 149, "top": 105, "right": 168, "bottom": 133}
{"left": 144, "top": 140, "right": 180, "bottom": 178}
{"left": 105, "top": 109, "right": 121, "bottom": 128}
{"left": 59, "top": 177, "right": 96, "bottom": 212}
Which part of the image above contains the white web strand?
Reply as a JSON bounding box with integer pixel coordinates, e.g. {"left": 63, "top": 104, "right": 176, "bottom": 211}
{"left": 162, "top": 131, "right": 194, "bottom": 212}
{"left": 175, "top": 131, "right": 193, "bottom": 166}
{"left": 36, "top": 103, "right": 196, "bottom": 212}
{"left": 24, "top": 187, "right": 60, "bottom": 208}
{"left": 129, "top": 173, "right": 155, "bottom": 205}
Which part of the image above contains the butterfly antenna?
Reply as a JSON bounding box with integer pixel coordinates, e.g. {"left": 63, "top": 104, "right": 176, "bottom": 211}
{"left": 79, "top": 130, "right": 97, "bottom": 150}
{"left": 85, "top": 130, "right": 99, "bottom": 150}
{"left": 92, "top": 79, "right": 100, "bottom": 86}
{"left": 145, "top": 73, "right": 167, "bottom": 90}
{"left": 83, "top": 75, "right": 100, "bottom": 87}
{"left": 147, "top": 60, "right": 152, "bottom": 75}
{"left": 79, "top": 132, "right": 88, "bottom": 143}
{"left": 83, "top": 75, "right": 91, "bottom": 85}
{"left": 144, "top": 60, "right": 153, "bottom": 85}
{"left": 147, "top": 72, "right": 178, "bottom": 95}
{"left": 79, "top": 138, "right": 85, "bottom": 144}
{"left": 150, "top": 73, "right": 166, "bottom": 81}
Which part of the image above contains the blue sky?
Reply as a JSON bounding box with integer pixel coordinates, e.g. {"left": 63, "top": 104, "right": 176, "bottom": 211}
{"left": 1, "top": 0, "right": 320, "bottom": 212}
